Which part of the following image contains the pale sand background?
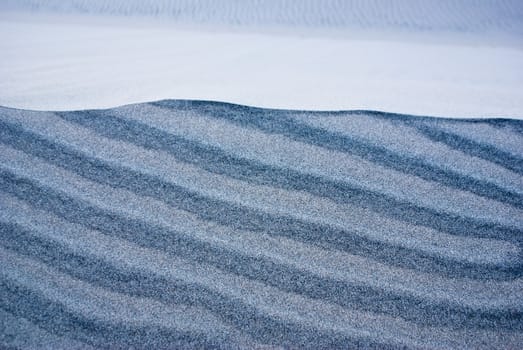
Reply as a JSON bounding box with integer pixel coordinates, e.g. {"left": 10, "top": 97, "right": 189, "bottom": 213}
{"left": 0, "top": 0, "right": 522, "bottom": 117}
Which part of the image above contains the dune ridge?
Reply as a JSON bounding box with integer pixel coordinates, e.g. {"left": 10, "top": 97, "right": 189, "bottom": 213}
{"left": 0, "top": 100, "right": 522, "bottom": 348}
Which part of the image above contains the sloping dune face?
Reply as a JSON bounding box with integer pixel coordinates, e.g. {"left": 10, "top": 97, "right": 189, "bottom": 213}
{"left": 1, "top": 101, "right": 522, "bottom": 349}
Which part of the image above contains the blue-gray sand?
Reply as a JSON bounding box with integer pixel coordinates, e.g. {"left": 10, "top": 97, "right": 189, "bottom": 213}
{"left": 0, "top": 100, "right": 522, "bottom": 349}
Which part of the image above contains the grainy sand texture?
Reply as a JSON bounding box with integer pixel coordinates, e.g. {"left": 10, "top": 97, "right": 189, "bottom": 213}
{"left": 0, "top": 101, "right": 522, "bottom": 348}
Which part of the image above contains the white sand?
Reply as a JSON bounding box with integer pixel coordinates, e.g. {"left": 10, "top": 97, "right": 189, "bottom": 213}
{"left": 0, "top": 1, "right": 522, "bottom": 117}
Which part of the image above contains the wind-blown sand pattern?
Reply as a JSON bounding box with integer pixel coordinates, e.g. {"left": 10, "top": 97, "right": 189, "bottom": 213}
{"left": 0, "top": 100, "right": 522, "bottom": 349}
{"left": 3, "top": 0, "right": 522, "bottom": 33}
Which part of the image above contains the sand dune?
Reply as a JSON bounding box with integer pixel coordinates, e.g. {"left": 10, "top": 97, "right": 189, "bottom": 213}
{"left": 1, "top": 2, "right": 522, "bottom": 348}
{"left": 0, "top": 101, "right": 522, "bottom": 348}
